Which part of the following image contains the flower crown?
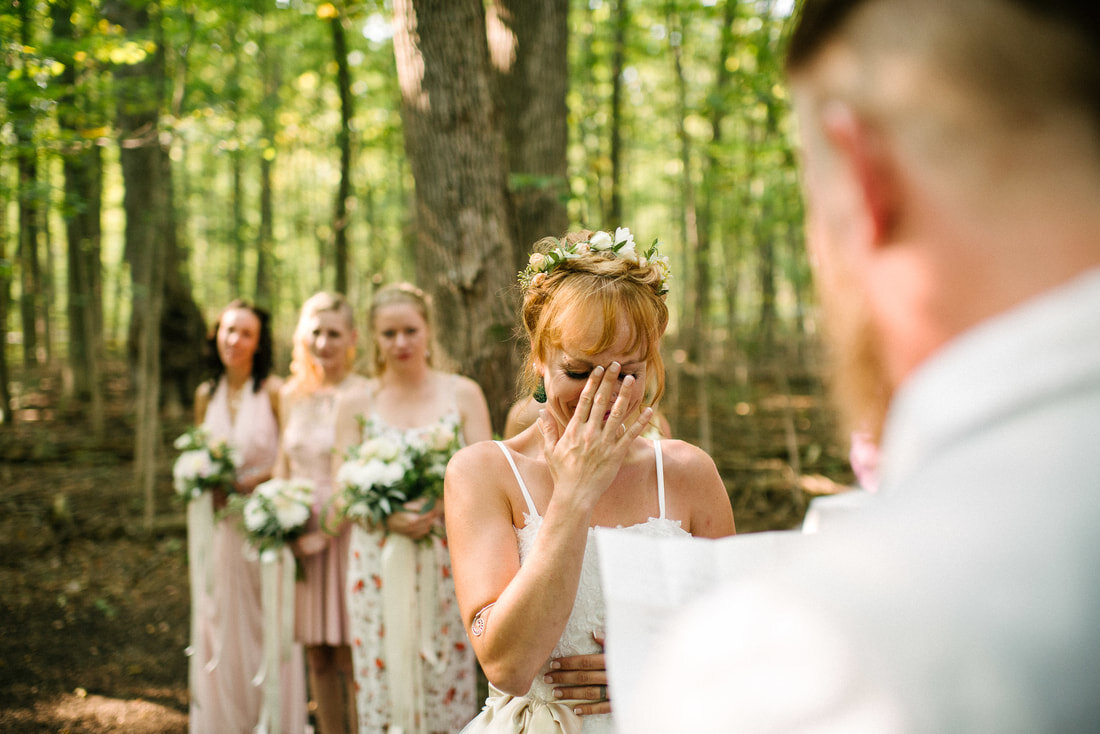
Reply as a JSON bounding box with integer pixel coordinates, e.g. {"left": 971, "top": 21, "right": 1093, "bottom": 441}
{"left": 518, "top": 227, "right": 671, "bottom": 296}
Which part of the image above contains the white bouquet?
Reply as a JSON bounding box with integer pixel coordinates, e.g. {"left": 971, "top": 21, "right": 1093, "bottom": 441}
{"left": 228, "top": 477, "right": 315, "bottom": 557}
{"left": 333, "top": 422, "right": 461, "bottom": 528}
{"left": 172, "top": 427, "right": 242, "bottom": 501}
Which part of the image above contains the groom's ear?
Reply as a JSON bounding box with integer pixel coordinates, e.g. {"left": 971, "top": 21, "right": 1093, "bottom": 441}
{"left": 821, "top": 101, "right": 901, "bottom": 250}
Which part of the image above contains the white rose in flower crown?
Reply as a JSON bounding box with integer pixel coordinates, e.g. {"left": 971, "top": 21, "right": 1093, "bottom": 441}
{"left": 614, "top": 227, "right": 636, "bottom": 249}
{"left": 617, "top": 242, "right": 639, "bottom": 265}
{"left": 588, "top": 231, "right": 613, "bottom": 250}
{"left": 528, "top": 252, "right": 546, "bottom": 268}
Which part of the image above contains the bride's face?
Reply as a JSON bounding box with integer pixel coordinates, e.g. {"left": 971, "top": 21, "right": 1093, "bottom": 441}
{"left": 539, "top": 315, "right": 648, "bottom": 429}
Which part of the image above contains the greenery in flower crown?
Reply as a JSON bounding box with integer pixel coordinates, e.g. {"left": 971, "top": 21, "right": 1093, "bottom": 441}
{"left": 518, "top": 227, "right": 671, "bottom": 296}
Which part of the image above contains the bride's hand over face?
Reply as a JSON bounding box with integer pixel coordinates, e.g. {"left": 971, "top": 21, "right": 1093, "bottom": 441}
{"left": 539, "top": 362, "right": 653, "bottom": 512}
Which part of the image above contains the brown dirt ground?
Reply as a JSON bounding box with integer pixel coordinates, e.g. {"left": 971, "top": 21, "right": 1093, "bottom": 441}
{"left": 0, "top": 361, "right": 853, "bottom": 733}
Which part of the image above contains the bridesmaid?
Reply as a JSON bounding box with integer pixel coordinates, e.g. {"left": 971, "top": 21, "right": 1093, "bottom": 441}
{"left": 189, "top": 299, "right": 308, "bottom": 734}
{"left": 336, "top": 283, "right": 491, "bottom": 733}
{"left": 276, "top": 292, "right": 369, "bottom": 734}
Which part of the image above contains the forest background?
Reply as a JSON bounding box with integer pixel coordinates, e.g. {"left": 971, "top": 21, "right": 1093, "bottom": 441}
{"left": 1, "top": 0, "right": 856, "bottom": 731}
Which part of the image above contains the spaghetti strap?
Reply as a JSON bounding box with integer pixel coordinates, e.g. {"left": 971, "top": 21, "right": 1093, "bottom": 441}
{"left": 654, "top": 439, "right": 667, "bottom": 519}
{"left": 494, "top": 441, "right": 540, "bottom": 518}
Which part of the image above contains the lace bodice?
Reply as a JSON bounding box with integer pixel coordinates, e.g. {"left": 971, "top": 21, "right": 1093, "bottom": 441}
{"left": 517, "top": 514, "right": 686, "bottom": 705}
{"left": 496, "top": 440, "right": 690, "bottom": 707}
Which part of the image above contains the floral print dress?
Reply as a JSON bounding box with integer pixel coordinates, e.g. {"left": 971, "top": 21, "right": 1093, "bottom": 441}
{"left": 345, "top": 405, "right": 477, "bottom": 733}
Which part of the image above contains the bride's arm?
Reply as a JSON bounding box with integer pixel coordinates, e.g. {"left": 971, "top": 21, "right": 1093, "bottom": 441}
{"left": 445, "top": 364, "right": 651, "bottom": 696}
{"left": 445, "top": 442, "right": 590, "bottom": 695}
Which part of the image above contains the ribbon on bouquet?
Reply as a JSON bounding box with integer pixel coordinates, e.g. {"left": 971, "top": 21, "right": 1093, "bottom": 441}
{"left": 252, "top": 545, "right": 296, "bottom": 734}
{"left": 380, "top": 534, "right": 451, "bottom": 734}
{"left": 185, "top": 493, "right": 217, "bottom": 680}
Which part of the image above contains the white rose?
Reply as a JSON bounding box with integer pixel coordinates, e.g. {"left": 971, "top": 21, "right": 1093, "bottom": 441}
{"left": 528, "top": 252, "right": 546, "bottom": 267}
{"left": 272, "top": 493, "right": 310, "bottom": 530}
{"left": 376, "top": 458, "right": 408, "bottom": 487}
{"left": 336, "top": 461, "right": 362, "bottom": 488}
{"left": 588, "top": 231, "right": 613, "bottom": 250}
{"left": 423, "top": 423, "right": 456, "bottom": 452}
{"left": 255, "top": 478, "right": 284, "bottom": 500}
{"left": 614, "top": 227, "right": 635, "bottom": 248}
{"left": 286, "top": 480, "right": 315, "bottom": 505}
{"left": 173, "top": 433, "right": 191, "bottom": 450}
{"left": 363, "top": 436, "right": 403, "bottom": 463}
{"left": 174, "top": 450, "right": 214, "bottom": 483}
{"left": 243, "top": 496, "right": 268, "bottom": 532}
{"left": 617, "top": 242, "right": 639, "bottom": 265}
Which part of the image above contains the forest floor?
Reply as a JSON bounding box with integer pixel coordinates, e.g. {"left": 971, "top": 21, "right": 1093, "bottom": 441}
{"left": 0, "top": 356, "right": 854, "bottom": 733}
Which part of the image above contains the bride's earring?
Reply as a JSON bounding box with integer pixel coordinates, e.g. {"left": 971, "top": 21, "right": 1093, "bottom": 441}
{"left": 533, "top": 378, "right": 547, "bottom": 404}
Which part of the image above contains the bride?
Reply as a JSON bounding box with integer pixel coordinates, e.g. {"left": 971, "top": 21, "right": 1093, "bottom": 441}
{"left": 445, "top": 228, "right": 736, "bottom": 732}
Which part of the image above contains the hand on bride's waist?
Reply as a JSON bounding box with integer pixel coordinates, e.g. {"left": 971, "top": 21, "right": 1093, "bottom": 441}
{"left": 541, "top": 632, "right": 612, "bottom": 717}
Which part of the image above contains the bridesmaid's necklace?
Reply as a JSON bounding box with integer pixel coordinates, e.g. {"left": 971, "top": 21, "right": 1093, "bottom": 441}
{"left": 225, "top": 375, "right": 249, "bottom": 423}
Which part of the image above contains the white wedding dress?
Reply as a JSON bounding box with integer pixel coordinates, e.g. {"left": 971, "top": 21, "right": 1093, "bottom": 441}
{"left": 462, "top": 440, "right": 689, "bottom": 733}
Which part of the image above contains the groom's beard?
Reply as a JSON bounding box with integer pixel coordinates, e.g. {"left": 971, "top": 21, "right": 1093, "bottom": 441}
{"left": 818, "top": 280, "right": 891, "bottom": 446}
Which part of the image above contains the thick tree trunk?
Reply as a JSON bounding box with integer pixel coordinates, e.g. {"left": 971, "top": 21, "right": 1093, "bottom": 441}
{"left": 393, "top": 0, "right": 519, "bottom": 430}
{"left": 488, "top": 0, "right": 569, "bottom": 258}
{"left": 106, "top": 0, "right": 168, "bottom": 525}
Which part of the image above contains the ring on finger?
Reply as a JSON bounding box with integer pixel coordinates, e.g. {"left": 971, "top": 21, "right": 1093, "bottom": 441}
{"left": 598, "top": 684, "right": 608, "bottom": 700}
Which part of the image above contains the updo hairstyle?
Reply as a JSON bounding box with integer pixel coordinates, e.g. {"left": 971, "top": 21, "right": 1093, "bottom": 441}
{"left": 520, "top": 230, "right": 669, "bottom": 405}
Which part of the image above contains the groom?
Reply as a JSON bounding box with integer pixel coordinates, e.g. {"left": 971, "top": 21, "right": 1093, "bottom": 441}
{"left": 624, "top": 0, "right": 1100, "bottom": 731}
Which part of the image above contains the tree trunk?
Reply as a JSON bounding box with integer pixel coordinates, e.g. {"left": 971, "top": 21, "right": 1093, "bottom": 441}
{"left": 255, "top": 10, "right": 281, "bottom": 310}
{"left": 331, "top": 9, "right": 354, "bottom": 295}
{"left": 52, "top": 0, "right": 106, "bottom": 429}
{"left": 668, "top": 5, "right": 711, "bottom": 453}
{"left": 227, "top": 16, "right": 246, "bottom": 296}
{"left": 488, "top": 0, "right": 569, "bottom": 258}
{"left": 393, "top": 0, "right": 519, "bottom": 430}
{"left": 106, "top": 0, "right": 168, "bottom": 526}
{"left": 695, "top": 0, "right": 737, "bottom": 359}
{"left": 607, "top": 0, "right": 628, "bottom": 226}
{"left": 0, "top": 147, "right": 12, "bottom": 423}
{"left": 14, "top": 0, "right": 42, "bottom": 370}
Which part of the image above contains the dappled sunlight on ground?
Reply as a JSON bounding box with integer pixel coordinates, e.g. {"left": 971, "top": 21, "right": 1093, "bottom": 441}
{"left": 0, "top": 691, "right": 186, "bottom": 734}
